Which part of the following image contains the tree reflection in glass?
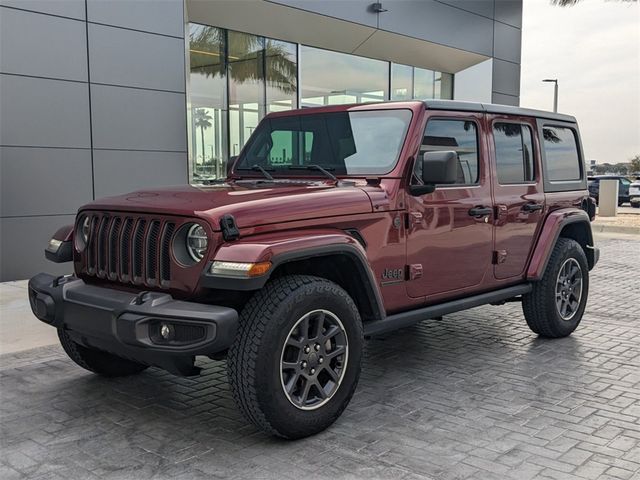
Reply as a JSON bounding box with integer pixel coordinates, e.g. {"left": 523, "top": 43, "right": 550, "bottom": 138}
{"left": 188, "top": 24, "right": 297, "bottom": 180}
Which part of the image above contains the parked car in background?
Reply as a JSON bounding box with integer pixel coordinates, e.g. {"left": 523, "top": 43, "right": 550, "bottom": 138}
{"left": 587, "top": 175, "right": 631, "bottom": 206}
{"left": 630, "top": 179, "right": 640, "bottom": 208}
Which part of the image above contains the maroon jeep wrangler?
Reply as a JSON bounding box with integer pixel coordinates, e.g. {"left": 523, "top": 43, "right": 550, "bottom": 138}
{"left": 29, "top": 100, "right": 598, "bottom": 439}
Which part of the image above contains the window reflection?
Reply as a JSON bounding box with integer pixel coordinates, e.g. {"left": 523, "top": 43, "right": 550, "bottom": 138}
{"left": 228, "top": 31, "right": 265, "bottom": 156}
{"left": 391, "top": 64, "right": 413, "bottom": 100}
{"left": 266, "top": 40, "right": 297, "bottom": 113}
{"left": 414, "top": 67, "right": 435, "bottom": 99}
{"left": 187, "top": 23, "right": 454, "bottom": 183}
{"left": 188, "top": 24, "right": 226, "bottom": 180}
{"left": 300, "top": 46, "right": 388, "bottom": 106}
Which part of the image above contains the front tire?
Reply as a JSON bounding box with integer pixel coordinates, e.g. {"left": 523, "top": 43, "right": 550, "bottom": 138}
{"left": 58, "top": 329, "right": 149, "bottom": 377}
{"left": 523, "top": 238, "right": 589, "bottom": 338}
{"left": 227, "top": 275, "right": 363, "bottom": 439}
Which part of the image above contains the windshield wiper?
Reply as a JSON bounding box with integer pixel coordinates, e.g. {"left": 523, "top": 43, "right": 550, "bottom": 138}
{"left": 288, "top": 165, "right": 338, "bottom": 183}
{"left": 236, "top": 165, "right": 274, "bottom": 180}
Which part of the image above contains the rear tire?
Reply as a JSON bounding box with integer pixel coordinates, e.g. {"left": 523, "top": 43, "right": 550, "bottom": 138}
{"left": 522, "top": 238, "right": 589, "bottom": 338}
{"left": 58, "top": 329, "right": 149, "bottom": 377}
{"left": 227, "top": 275, "right": 363, "bottom": 439}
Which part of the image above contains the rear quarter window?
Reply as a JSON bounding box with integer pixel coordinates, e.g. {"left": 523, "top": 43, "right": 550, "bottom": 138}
{"left": 542, "top": 125, "right": 581, "bottom": 181}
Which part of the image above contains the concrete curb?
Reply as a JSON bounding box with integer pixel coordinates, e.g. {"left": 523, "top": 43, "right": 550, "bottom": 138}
{"left": 591, "top": 223, "right": 640, "bottom": 235}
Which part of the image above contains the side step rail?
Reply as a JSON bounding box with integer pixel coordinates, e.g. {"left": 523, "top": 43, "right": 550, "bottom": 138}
{"left": 363, "top": 284, "right": 532, "bottom": 336}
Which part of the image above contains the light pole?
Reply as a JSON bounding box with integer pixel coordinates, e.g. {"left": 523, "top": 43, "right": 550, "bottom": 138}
{"left": 542, "top": 79, "right": 558, "bottom": 113}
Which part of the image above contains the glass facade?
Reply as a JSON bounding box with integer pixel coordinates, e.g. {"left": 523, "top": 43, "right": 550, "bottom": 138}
{"left": 187, "top": 22, "right": 453, "bottom": 183}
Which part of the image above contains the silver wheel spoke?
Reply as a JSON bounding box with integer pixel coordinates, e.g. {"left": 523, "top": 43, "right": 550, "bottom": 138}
{"left": 312, "top": 311, "right": 325, "bottom": 340}
{"left": 314, "top": 380, "right": 327, "bottom": 399}
{"left": 326, "top": 345, "right": 346, "bottom": 360}
{"left": 281, "top": 361, "right": 299, "bottom": 370}
{"left": 324, "top": 366, "right": 339, "bottom": 382}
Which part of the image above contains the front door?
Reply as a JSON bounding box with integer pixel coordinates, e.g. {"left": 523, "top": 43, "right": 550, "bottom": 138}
{"left": 489, "top": 116, "right": 545, "bottom": 280}
{"left": 405, "top": 113, "right": 494, "bottom": 300}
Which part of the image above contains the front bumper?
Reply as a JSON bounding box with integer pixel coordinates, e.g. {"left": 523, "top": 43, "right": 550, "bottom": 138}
{"left": 28, "top": 273, "right": 238, "bottom": 375}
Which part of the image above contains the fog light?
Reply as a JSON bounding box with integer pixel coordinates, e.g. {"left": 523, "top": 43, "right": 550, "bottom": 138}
{"left": 160, "top": 323, "right": 174, "bottom": 340}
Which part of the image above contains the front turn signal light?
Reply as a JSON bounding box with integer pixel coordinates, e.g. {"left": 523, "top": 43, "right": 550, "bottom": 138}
{"left": 210, "top": 261, "right": 272, "bottom": 278}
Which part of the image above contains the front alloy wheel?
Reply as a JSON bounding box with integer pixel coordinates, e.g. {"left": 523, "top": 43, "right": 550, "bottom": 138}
{"left": 227, "top": 275, "right": 363, "bottom": 439}
{"left": 280, "top": 309, "right": 348, "bottom": 410}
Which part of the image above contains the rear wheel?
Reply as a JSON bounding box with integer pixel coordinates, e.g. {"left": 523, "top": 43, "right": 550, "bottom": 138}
{"left": 523, "top": 238, "right": 589, "bottom": 338}
{"left": 58, "top": 329, "right": 149, "bottom": 377}
{"left": 227, "top": 275, "right": 363, "bottom": 439}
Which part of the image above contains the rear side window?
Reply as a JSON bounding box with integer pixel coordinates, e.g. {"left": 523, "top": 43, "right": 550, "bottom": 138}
{"left": 493, "top": 123, "right": 535, "bottom": 184}
{"left": 543, "top": 126, "right": 581, "bottom": 181}
{"left": 419, "top": 119, "right": 479, "bottom": 185}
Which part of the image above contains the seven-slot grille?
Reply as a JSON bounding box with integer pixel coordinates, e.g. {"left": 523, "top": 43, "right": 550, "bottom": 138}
{"left": 83, "top": 213, "right": 176, "bottom": 288}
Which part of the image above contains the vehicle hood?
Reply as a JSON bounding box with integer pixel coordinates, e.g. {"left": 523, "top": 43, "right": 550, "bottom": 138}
{"left": 82, "top": 181, "right": 374, "bottom": 230}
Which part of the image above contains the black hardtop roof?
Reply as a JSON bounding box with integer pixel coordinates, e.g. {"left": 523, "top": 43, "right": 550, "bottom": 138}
{"left": 422, "top": 99, "right": 577, "bottom": 123}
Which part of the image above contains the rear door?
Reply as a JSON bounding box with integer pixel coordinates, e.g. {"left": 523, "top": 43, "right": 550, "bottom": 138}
{"left": 489, "top": 115, "right": 545, "bottom": 280}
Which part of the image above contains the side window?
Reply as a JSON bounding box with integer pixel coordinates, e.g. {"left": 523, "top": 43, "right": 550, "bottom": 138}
{"left": 542, "top": 126, "right": 581, "bottom": 181}
{"left": 493, "top": 123, "right": 535, "bottom": 184}
{"left": 417, "top": 119, "right": 479, "bottom": 185}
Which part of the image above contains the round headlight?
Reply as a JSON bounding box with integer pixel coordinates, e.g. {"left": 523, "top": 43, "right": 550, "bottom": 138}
{"left": 186, "top": 224, "right": 208, "bottom": 262}
{"left": 75, "top": 215, "right": 90, "bottom": 251}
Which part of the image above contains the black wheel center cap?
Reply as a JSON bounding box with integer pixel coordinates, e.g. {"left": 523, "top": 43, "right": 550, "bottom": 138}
{"left": 307, "top": 352, "right": 319, "bottom": 368}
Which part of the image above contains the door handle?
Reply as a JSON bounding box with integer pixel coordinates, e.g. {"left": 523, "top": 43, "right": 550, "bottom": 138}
{"left": 522, "top": 203, "right": 543, "bottom": 212}
{"left": 468, "top": 206, "right": 492, "bottom": 217}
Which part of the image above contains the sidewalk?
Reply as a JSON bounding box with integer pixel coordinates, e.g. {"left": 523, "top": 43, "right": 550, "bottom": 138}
{"left": 592, "top": 209, "right": 640, "bottom": 235}
{"left": 0, "top": 280, "right": 58, "bottom": 354}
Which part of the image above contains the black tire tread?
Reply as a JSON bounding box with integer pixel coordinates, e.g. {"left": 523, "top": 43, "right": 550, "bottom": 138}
{"left": 227, "top": 274, "right": 361, "bottom": 438}
{"left": 58, "top": 329, "right": 148, "bottom": 377}
{"left": 522, "top": 237, "right": 588, "bottom": 338}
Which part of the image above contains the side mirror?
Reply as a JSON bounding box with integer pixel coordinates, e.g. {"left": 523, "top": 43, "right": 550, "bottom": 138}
{"left": 226, "top": 156, "right": 238, "bottom": 178}
{"left": 410, "top": 151, "right": 458, "bottom": 196}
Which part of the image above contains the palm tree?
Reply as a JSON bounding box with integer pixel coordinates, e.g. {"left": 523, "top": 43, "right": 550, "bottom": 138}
{"left": 189, "top": 26, "right": 297, "bottom": 95}
{"left": 193, "top": 108, "right": 212, "bottom": 163}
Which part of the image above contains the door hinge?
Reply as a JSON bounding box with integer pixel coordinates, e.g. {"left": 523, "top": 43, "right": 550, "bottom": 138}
{"left": 408, "top": 264, "right": 423, "bottom": 280}
{"left": 492, "top": 250, "right": 508, "bottom": 264}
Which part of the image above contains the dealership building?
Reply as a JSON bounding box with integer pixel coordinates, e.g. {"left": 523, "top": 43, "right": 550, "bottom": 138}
{"left": 0, "top": 0, "right": 522, "bottom": 280}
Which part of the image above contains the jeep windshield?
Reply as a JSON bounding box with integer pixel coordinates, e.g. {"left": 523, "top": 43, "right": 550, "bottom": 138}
{"left": 234, "top": 109, "right": 412, "bottom": 176}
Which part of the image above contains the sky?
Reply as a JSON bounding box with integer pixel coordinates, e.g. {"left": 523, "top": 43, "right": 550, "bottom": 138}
{"left": 520, "top": 0, "right": 640, "bottom": 165}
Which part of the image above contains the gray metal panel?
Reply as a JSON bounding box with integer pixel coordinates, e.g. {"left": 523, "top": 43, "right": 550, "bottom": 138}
{"left": 266, "top": 0, "right": 377, "bottom": 27}
{"left": 0, "top": 74, "right": 91, "bottom": 148}
{"left": 493, "top": 21, "right": 521, "bottom": 64}
{"left": 93, "top": 150, "right": 187, "bottom": 199}
{"left": 436, "top": 0, "right": 494, "bottom": 18}
{"left": 0, "top": 7, "right": 87, "bottom": 81}
{"left": 491, "top": 92, "right": 519, "bottom": 107}
{"left": 378, "top": 0, "right": 494, "bottom": 56}
{"left": 0, "top": 215, "right": 76, "bottom": 281}
{"left": 495, "top": 0, "right": 522, "bottom": 28}
{"left": 86, "top": 0, "right": 184, "bottom": 37}
{"left": 90, "top": 84, "right": 187, "bottom": 151}
{"left": 88, "top": 23, "right": 185, "bottom": 92}
{"left": 491, "top": 58, "right": 520, "bottom": 97}
{"left": 0, "top": 0, "right": 85, "bottom": 20}
{"left": 0, "top": 147, "right": 92, "bottom": 217}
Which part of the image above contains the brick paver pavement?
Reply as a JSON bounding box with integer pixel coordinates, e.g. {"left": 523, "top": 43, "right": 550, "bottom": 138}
{"left": 1, "top": 237, "right": 639, "bottom": 480}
